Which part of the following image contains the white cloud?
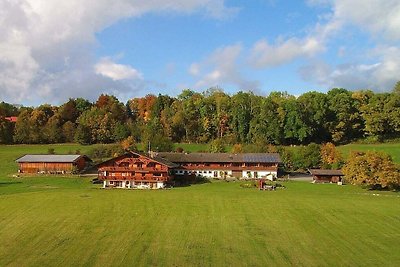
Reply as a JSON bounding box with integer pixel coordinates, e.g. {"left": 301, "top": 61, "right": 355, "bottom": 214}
{"left": 95, "top": 58, "right": 143, "bottom": 81}
{"left": 249, "top": 37, "right": 324, "bottom": 68}
{"left": 0, "top": 0, "right": 235, "bottom": 104}
{"left": 189, "top": 44, "right": 259, "bottom": 91}
{"left": 189, "top": 63, "right": 200, "bottom": 76}
{"left": 333, "top": 0, "right": 400, "bottom": 40}
{"left": 262, "top": 0, "right": 400, "bottom": 91}
{"left": 298, "top": 0, "right": 400, "bottom": 91}
{"left": 247, "top": 5, "right": 342, "bottom": 69}
{"left": 299, "top": 46, "right": 400, "bottom": 91}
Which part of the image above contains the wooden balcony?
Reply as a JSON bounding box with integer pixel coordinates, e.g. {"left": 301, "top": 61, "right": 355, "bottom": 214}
{"left": 99, "top": 174, "right": 171, "bottom": 182}
{"left": 98, "top": 166, "right": 168, "bottom": 172}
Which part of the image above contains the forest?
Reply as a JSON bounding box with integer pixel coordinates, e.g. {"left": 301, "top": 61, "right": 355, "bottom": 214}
{"left": 1, "top": 85, "right": 400, "bottom": 147}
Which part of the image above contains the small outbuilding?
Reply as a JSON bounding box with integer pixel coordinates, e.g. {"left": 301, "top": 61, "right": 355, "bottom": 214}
{"left": 16, "top": 154, "right": 92, "bottom": 174}
{"left": 309, "top": 169, "right": 344, "bottom": 183}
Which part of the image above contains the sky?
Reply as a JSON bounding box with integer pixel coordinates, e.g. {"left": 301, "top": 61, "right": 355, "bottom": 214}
{"left": 1, "top": 0, "right": 400, "bottom": 106}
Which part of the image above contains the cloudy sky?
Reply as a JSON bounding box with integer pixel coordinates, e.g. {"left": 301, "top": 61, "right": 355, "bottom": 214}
{"left": 1, "top": 0, "right": 400, "bottom": 105}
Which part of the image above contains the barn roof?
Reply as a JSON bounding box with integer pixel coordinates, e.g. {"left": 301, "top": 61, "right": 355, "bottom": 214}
{"left": 158, "top": 152, "right": 281, "bottom": 164}
{"left": 139, "top": 152, "right": 179, "bottom": 168}
{"left": 309, "top": 169, "right": 344, "bottom": 176}
{"left": 16, "top": 154, "right": 91, "bottom": 163}
{"left": 96, "top": 151, "right": 179, "bottom": 168}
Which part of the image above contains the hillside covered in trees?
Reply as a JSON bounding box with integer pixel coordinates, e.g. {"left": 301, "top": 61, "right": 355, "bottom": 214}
{"left": 1, "top": 87, "right": 400, "bottom": 146}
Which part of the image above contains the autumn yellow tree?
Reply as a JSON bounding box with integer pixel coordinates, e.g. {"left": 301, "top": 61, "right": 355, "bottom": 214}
{"left": 231, "top": 144, "right": 243, "bottom": 153}
{"left": 343, "top": 151, "right": 400, "bottom": 190}
{"left": 120, "top": 136, "right": 137, "bottom": 151}
{"left": 320, "top": 142, "right": 343, "bottom": 169}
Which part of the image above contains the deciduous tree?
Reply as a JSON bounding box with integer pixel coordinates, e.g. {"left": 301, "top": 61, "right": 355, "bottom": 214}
{"left": 320, "top": 142, "right": 343, "bottom": 169}
{"left": 343, "top": 151, "right": 400, "bottom": 190}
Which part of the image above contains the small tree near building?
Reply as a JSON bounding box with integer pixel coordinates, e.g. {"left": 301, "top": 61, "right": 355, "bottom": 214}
{"left": 343, "top": 151, "right": 400, "bottom": 190}
{"left": 320, "top": 142, "right": 343, "bottom": 169}
{"left": 120, "top": 136, "right": 137, "bottom": 151}
{"left": 231, "top": 144, "right": 243, "bottom": 153}
{"left": 208, "top": 138, "right": 226, "bottom": 153}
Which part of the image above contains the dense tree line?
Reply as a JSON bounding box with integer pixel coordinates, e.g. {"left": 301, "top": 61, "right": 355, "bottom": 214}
{"left": 1, "top": 86, "right": 400, "bottom": 146}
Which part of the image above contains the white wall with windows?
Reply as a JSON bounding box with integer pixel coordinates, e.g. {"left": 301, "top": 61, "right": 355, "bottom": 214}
{"left": 174, "top": 169, "right": 277, "bottom": 180}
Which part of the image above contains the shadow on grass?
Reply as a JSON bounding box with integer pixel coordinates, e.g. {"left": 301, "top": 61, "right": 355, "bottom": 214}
{"left": 173, "top": 175, "right": 211, "bottom": 187}
{"left": 366, "top": 185, "right": 400, "bottom": 192}
{"left": 0, "top": 181, "right": 22, "bottom": 187}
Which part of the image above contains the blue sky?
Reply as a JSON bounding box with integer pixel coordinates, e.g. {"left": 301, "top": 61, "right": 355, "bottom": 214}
{"left": 1, "top": 0, "right": 400, "bottom": 105}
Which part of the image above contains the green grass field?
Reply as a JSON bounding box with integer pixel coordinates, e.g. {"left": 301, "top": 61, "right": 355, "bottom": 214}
{"left": 338, "top": 143, "right": 400, "bottom": 163}
{"left": 0, "top": 144, "right": 399, "bottom": 266}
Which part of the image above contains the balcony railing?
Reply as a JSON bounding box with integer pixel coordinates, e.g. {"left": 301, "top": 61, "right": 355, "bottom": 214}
{"left": 99, "top": 166, "right": 167, "bottom": 172}
{"left": 99, "top": 175, "right": 170, "bottom": 181}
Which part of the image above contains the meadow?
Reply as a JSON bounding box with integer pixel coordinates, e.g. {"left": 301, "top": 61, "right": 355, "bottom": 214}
{"left": 0, "top": 143, "right": 399, "bottom": 266}
{"left": 338, "top": 143, "right": 400, "bottom": 163}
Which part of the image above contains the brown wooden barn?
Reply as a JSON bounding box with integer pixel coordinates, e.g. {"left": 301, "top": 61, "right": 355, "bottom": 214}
{"left": 309, "top": 169, "right": 344, "bottom": 183}
{"left": 16, "top": 155, "right": 92, "bottom": 174}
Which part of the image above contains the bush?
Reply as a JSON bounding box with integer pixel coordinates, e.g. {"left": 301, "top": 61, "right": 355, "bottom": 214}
{"left": 343, "top": 151, "right": 400, "bottom": 190}
{"left": 148, "top": 135, "right": 174, "bottom": 152}
{"left": 208, "top": 138, "right": 226, "bottom": 153}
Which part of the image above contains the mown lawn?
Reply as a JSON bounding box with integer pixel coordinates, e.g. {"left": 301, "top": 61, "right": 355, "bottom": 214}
{"left": 0, "top": 177, "right": 399, "bottom": 266}
{"left": 0, "top": 144, "right": 399, "bottom": 266}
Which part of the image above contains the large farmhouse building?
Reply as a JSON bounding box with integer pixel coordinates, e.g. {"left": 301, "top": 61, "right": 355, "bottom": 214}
{"left": 160, "top": 152, "right": 281, "bottom": 180}
{"left": 16, "top": 154, "right": 92, "bottom": 174}
{"left": 98, "top": 151, "right": 281, "bottom": 189}
{"left": 97, "top": 151, "right": 178, "bottom": 189}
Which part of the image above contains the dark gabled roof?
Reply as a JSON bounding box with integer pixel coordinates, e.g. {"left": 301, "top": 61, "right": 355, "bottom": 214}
{"left": 158, "top": 152, "right": 281, "bottom": 164}
{"left": 138, "top": 152, "right": 179, "bottom": 168}
{"left": 309, "top": 169, "right": 344, "bottom": 176}
{"left": 96, "top": 151, "right": 179, "bottom": 168}
{"left": 16, "top": 154, "right": 91, "bottom": 163}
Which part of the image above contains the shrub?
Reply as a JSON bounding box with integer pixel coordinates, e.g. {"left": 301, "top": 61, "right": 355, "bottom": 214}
{"left": 343, "top": 151, "right": 400, "bottom": 190}
{"left": 208, "top": 139, "right": 226, "bottom": 153}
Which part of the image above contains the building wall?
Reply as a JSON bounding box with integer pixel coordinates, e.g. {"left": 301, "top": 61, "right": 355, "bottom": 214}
{"left": 174, "top": 168, "right": 277, "bottom": 180}
{"left": 74, "top": 157, "right": 88, "bottom": 171}
{"left": 103, "top": 180, "right": 166, "bottom": 189}
{"left": 19, "top": 162, "right": 74, "bottom": 173}
{"left": 313, "top": 175, "right": 342, "bottom": 183}
{"left": 98, "top": 153, "right": 173, "bottom": 187}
